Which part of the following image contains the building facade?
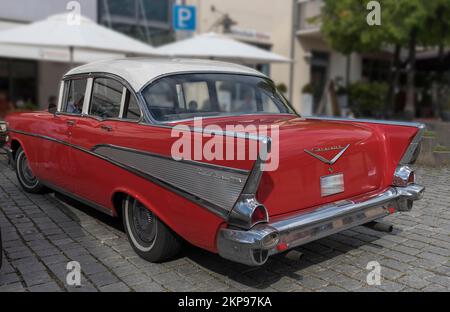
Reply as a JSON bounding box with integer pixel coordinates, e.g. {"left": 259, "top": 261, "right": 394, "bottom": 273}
{"left": 185, "top": 0, "right": 390, "bottom": 114}
{"left": 0, "top": 0, "right": 174, "bottom": 109}
{"left": 0, "top": 0, "right": 389, "bottom": 113}
{"left": 97, "top": 0, "right": 174, "bottom": 46}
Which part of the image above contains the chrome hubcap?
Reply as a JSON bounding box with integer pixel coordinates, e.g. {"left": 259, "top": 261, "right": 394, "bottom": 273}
{"left": 19, "top": 152, "right": 37, "bottom": 187}
{"left": 130, "top": 200, "right": 156, "bottom": 246}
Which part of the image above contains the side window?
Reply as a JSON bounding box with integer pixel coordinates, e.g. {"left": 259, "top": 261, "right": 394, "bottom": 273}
{"left": 89, "top": 78, "right": 122, "bottom": 118}
{"left": 261, "top": 93, "right": 282, "bottom": 113}
{"left": 182, "top": 82, "right": 211, "bottom": 112}
{"left": 63, "top": 79, "right": 87, "bottom": 114}
{"left": 123, "top": 91, "right": 141, "bottom": 121}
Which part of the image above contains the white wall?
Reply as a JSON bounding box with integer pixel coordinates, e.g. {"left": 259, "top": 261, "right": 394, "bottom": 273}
{"left": 38, "top": 62, "right": 70, "bottom": 110}
{"left": 185, "top": 0, "right": 293, "bottom": 98}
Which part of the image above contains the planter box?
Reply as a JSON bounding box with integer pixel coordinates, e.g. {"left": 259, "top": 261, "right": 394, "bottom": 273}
{"left": 434, "top": 151, "right": 450, "bottom": 166}
{"left": 417, "top": 137, "right": 438, "bottom": 166}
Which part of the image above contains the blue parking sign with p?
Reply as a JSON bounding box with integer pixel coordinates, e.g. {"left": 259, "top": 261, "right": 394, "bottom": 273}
{"left": 173, "top": 5, "right": 196, "bottom": 31}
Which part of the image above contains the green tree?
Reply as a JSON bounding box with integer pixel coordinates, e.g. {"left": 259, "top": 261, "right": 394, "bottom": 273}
{"left": 420, "top": 0, "right": 450, "bottom": 118}
{"left": 321, "top": 0, "right": 447, "bottom": 119}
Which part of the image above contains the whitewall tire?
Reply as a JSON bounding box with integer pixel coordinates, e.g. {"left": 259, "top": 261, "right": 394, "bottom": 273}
{"left": 123, "top": 196, "right": 181, "bottom": 262}
{"left": 15, "top": 147, "right": 47, "bottom": 194}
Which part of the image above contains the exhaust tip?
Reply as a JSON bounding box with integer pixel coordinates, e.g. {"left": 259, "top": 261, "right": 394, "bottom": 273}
{"left": 364, "top": 221, "right": 394, "bottom": 233}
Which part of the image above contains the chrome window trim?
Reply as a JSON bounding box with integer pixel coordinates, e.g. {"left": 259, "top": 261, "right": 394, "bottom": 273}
{"left": 57, "top": 81, "right": 64, "bottom": 112}
{"left": 159, "top": 113, "right": 297, "bottom": 125}
{"left": 8, "top": 129, "right": 250, "bottom": 219}
{"left": 63, "top": 72, "right": 144, "bottom": 123}
{"left": 119, "top": 86, "right": 127, "bottom": 118}
{"left": 82, "top": 77, "right": 93, "bottom": 115}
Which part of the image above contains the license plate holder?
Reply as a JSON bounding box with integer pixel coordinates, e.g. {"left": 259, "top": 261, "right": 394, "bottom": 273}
{"left": 320, "top": 173, "right": 344, "bottom": 197}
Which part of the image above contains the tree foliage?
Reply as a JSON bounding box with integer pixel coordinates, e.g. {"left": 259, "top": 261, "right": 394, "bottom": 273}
{"left": 321, "top": 0, "right": 431, "bottom": 54}
{"left": 321, "top": 0, "right": 450, "bottom": 117}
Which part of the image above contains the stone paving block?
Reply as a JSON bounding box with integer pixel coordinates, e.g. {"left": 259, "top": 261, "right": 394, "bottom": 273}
{"left": 398, "top": 274, "right": 431, "bottom": 290}
{"left": 28, "top": 281, "right": 62, "bottom": 292}
{"left": 132, "top": 281, "right": 166, "bottom": 292}
{"left": 99, "top": 281, "right": 131, "bottom": 292}
{"left": 88, "top": 271, "right": 120, "bottom": 288}
{"left": 0, "top": 157, "right": 448, "bottom": 292}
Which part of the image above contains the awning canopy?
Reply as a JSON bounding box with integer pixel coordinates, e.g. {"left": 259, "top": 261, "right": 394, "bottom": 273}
{"left": 157, "top": 32, "right": 290, "bottom": 64}
{"left": 0, "top": 13, "right": 162, "bottom": 64}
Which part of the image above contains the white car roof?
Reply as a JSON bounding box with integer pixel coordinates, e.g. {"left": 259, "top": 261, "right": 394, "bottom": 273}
{"left": 64, "top": 58, "right": 266, "bottom": 91}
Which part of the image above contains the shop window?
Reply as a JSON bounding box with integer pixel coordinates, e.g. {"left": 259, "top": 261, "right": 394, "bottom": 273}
{"left": 0, "top": 58, "right": 37, "bottom": 109}
{"left": 362, "top": 58, "right": 391, "bottom": 82}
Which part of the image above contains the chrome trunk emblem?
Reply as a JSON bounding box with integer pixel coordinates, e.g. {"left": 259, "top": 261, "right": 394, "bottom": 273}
{"left": 304, "top": 144, "right": 350, "bottom": 165}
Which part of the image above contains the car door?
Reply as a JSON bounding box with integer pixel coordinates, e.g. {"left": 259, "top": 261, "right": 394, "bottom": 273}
{"left": 37, "top": 78, "right": 89, "bottom": 192}
{"left": 68, "top": 76, "right": 141, "bottom": 209}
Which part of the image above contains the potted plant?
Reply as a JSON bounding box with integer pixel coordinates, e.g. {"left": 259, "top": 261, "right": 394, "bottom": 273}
{"left": 434, "top": 144, "right": 450, "bottom": 166}
{"left": 276, "top": 83, "right": 288, "bottom": 95}
{"left": 348, "top": 81, "right": 387, "bottom": 118}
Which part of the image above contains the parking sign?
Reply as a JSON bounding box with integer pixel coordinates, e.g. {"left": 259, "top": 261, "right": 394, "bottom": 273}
{"left": 173, "top": 5, "right": 196, "bottom": 31}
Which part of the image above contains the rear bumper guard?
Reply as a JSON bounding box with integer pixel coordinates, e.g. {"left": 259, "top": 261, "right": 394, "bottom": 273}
{"left": 217, "top": 184, "right": 425, "bottom": 266}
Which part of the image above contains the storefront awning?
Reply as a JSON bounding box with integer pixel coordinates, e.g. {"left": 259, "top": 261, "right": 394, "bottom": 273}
{"left": 157, "top": 32, "right": 290, "bottom": 64}
{"left": 0, "top": 13, "right": 162, "bottom": 64}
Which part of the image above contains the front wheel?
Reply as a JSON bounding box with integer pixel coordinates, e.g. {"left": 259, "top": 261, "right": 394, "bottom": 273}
{"left": 123, "top": 196, "right": 181, "bottom": 262}
{"left": 15, "top": 147, "right": 47, "bottom": 194}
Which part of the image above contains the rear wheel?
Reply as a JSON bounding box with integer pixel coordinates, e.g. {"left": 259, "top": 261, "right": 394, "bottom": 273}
{"left": 123, "top": 196, "right": 181, "bottom": 262}
{"left": 15, "top": 147, "right": 47, "bottom": 194}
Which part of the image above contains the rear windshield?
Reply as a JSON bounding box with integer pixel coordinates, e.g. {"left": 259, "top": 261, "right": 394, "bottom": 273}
{"left": 141, "top": 73, "right": 295, "bottom": 122}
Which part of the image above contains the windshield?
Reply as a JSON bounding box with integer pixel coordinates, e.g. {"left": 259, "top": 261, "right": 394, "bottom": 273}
{"left": 141, "top": 73, "right": 295, "bottom": 122}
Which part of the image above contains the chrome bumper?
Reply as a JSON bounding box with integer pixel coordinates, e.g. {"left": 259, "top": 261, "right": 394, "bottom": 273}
{"left": 217, "top": 184, "right": 425, "bottom": 266}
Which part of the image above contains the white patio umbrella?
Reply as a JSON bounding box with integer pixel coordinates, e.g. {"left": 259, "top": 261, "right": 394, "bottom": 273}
{"left": 0, "top": 13, "right": 162, "bottom": 65}
{"left": 157, "top": 32, "right": 290, "bottom": 64}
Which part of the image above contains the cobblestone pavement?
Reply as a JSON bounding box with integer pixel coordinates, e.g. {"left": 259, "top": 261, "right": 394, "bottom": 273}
{"left": 0, "top": 154, "right": 449, "bottom": 292}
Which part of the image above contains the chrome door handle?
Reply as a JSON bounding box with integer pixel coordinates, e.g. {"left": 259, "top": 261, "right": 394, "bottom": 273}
{"left": 100, "top": 125, "right": 113, "bottom": 132}
{"left": 66, "top": 120, "right": 76, "bottom": 126}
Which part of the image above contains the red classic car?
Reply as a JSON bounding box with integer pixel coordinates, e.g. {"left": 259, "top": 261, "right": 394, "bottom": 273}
{"left": 3, "top": 59, "right": 425, "bottom": 266}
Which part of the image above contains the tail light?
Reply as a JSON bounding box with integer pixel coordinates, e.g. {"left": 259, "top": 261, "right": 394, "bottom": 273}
{"left": 251, "top": 205, "right": 268, "bottom": 226}
{"left": 393, "top": 165, "right": 415, "bottom": 187}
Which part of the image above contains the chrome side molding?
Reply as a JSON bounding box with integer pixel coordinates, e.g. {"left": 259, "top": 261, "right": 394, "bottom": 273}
{"left": 399, "top": 123, "right": 426, "bottom": 165}
{"left": 227, "top": 136, "right": 272, "bottom": 229}
{"left": 306, "top": 116, "right": 426, "bottom": 165}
